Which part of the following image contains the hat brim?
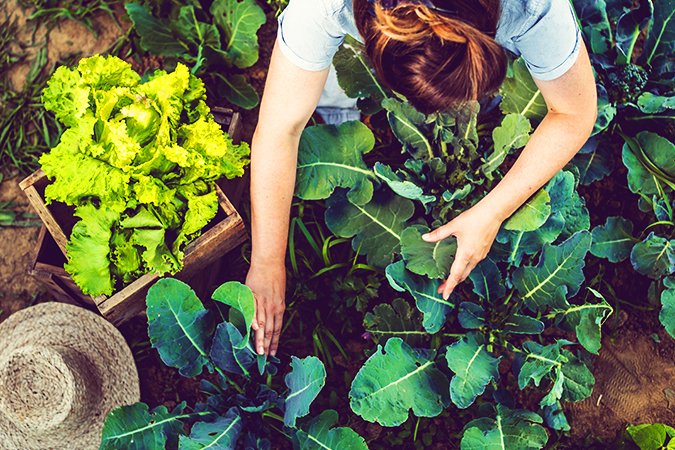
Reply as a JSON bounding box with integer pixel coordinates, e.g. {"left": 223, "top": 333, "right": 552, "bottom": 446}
{"left": 0, "top": 302, "right": 140, "bottom": 450}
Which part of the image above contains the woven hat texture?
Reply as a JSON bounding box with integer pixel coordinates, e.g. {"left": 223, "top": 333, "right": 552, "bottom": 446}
{"left": 0, "top": 302, "right": 140, "bottom": 450}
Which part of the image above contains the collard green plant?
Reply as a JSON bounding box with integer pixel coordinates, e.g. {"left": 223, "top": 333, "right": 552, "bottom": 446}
{"left": 124, "top": 0, "right": 266, "bottom": 109}
{"left": 39, "top": 55, "right": 250, "bottom": 296}
{"left": 571, "top": 0, "right": 674, "bottom": 337}
{"left": 288, "top": 21, "right": 675, "bottom": 442}
{"left": 101, "top": 278, "right": 368, "bottom": 449}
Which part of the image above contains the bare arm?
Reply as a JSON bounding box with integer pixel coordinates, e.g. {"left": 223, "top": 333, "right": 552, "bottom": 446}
{"left": 424, "top": 44, "right": 598, "bottom": 299}
{"left": 247, "top": 40, "right": 329, "bottom": 357}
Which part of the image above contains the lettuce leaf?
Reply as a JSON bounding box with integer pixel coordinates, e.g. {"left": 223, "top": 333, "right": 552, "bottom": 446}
{"left": 65, "top": 204, "right": 121, "bottom": 296}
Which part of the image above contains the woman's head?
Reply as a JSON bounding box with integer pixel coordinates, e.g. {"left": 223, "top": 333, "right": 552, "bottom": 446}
{"left": 353, "top": 0, "right": 507, "bottom": 114}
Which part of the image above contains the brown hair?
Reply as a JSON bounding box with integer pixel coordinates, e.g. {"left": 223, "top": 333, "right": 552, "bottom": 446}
{"left": 353, "top": 0, "right": 507, "bottom": 114}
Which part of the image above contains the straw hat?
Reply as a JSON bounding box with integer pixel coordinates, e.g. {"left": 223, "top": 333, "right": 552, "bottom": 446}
{"left": 0, "top": 302, "right": 140, "bottom": 450}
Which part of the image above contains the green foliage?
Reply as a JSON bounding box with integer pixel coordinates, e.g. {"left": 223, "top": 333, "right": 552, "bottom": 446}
{"left": 103, "top": 278, "right": 368, "bottom": 449}
{"left": 445, "top": 333, "right": 500, "bottom": 409}
{"left": 400, "top": 226, "right": 457, "bottom": 279}
{"left": 284, "top": 356, "right": 326, "bottom": 427}
{"left": 626, "top": 423, "right": 675, "bottom": 450}
{"left": 124, "top": 0, "right": 266, "bottom": 108}
{"left": 660, "top": 277, "right": 675, "bottom": 338}
{"left": 296, "top": 121, "right": 375, "bottom": 204}
{"left": 294, "top": 410, "right": 369, "bottom": 450}
{"left": 39, "top": 55, "right": 249, "bottom": 295}
{"left": 349, "top": 337, "right": 450, "bottom": 427}
{"left": 460, "top": 405, "right": 548, "bottom": 450}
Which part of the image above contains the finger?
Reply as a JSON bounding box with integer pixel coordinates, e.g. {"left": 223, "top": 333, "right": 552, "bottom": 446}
{"left": 255, "top": 299, "right": 266, "bottom": 355}
{"left": 251, "top": 294, "right": 259, "bottom": 331}
{"left": 460, "top": 258, "right": 478, "bottom": 282}
{"left": 270, "top": 311, "right": 284, "bottom": 357}
{"left": 422, "top": 223, "right": 457, "bottom": 243}
{"left": 442, "top": 253, "right": 471, "bottom": 300}
{"left": 264, "top": 308, "right": 276, "bottom": 355}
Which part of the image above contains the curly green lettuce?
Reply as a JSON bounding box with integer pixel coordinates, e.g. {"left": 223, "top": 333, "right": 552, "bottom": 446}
{"left": 40, "top": 55, "right": 249, "bottom": 296}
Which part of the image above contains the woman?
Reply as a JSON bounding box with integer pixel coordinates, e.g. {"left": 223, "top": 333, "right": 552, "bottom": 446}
{"left": 246, "top": 0, "right": 598, "bottom": 357}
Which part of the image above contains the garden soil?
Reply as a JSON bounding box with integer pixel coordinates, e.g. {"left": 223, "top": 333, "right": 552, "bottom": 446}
{"left": 0, "top": 1, "right": 673, "bottom": 447}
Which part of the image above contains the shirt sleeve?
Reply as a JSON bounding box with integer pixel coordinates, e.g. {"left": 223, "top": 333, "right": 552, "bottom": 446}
{"left": 276, "top": 0, "right": 346, "bottom": 71}
{"left": 512, "top": 0, "right": 583, "bottom": 81}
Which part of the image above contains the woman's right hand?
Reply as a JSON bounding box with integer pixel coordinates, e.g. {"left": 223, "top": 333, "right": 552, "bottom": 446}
{"left": 245, "top": 260, "right": 286, "bottom": 357}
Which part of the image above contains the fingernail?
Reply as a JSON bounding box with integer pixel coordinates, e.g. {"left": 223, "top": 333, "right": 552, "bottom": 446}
{"left": 421, "top": 233, "right": 431, "bottom": 241}
{"left": 258, "top": 346, "right": 264, "bottom": 354}
{"left": 270, "top": 350, "right": 276, "bottom": 357}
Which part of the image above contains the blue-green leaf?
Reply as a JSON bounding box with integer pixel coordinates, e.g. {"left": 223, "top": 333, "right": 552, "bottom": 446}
{"left": 179, "top": 408, "right": 243, "bottom": 450}
{"left": 363, "top": 297, "right": 427, "bottom": 347}
{"left": 460, "top": 404, "right": 548, "bottom": 450}
{"left": 400, "top": 225, "right": 457, "bottom": 279}
{"left": 660, "top": 277, "right": 675, "bottom": 338}
{"left": 146, "top": 278, "right": 214, "bottom": 377}
{"left": 284, "top": 356, "right": 327, "bottom": 428}
{"left": 385, "top": 261, "right": 455, "bottom": 333}
{"left": 445, "top": 333, "right": 500, "bottom": 409}
{"left": 382, "top": 98, "right": 433, "bottom": 159}
{"left": 349, "top": 337, "right": 449, "bottom": 427}
{"left": 211, "top": 281, "right": 255, "bottom": 349}
{"left": 469, "top": 258, "right": 505, "bottom": 302}
{"left": 630, "top": 232, "right": 674, "bottom": 279}
{"left": 590, "top": 216, "right": 636, "bottom": 263}
{"left": 294, "top": 410, "right": 369, "bottom": 450}
{"left": 101, "top": 403, "right": 192, "bottom": 450}
{"left": 499, "top": 58, "right": 547, "bottom": 122}
{"left": 513, "top": 231, "right": 592, "bottom": 312}
{"left": 296, "top": 121, "right": 375, "bottom": 205}
{"left": 326, "top": 190, "right": 414, "bottom": 268}
{"left": 549, "top": 287, "right": 613, "bottom": 354}
{"left": 615, "top": 0, "right": 654, "bottom": 65}
{"left": 210, "top": 322, "right": 256, "bottom": 377}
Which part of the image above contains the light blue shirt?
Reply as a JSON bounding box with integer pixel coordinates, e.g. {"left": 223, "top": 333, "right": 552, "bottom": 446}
{"left": 277, "top": 0, "right": 582, "bottom": 81}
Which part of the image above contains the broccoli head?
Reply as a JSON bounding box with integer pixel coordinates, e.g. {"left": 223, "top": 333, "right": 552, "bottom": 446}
{"left": 604, "top": 64, "right": 649, "bottom": 104}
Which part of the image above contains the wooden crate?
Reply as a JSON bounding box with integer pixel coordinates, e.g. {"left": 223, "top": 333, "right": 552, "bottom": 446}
{"left": 22, "top": 110, "right": 248, "bottom": 325}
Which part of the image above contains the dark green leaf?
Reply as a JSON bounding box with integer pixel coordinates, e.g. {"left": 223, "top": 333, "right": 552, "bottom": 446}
{"left": 146, "top": 278, "right": 214, "bottom": 377}
{"left": 101, "top": 403, "right": 191, "bottom": 450}
{"left": 590, "top": 216, "right": 636, "bottom": 263}
{"left": 630, "top": 232, "right": 674, "bottom": 279}
{"left": 386, "top": 261, "right": 455, "bottom": 334}
{"left": 297, "top": 121, "right": 375, "bottom": 205}
{"left": 215, "top": 73, "right": 259, "bottom": 109}
{"left": 284, "top": 356, "right": 326, "bottom": 427}
{"left": 513, "top": 231, "right": 592, "bottom": 312}
{"left": 499, "top": 58, "right": 547, "bottom": 122}
{"left": 615, "top": 0, "right": 654, "bottom": 64}
{"left": 349, "top": 337, "right": 449, "bottom": 427}
{"left": 363, "top": 297, "right": 427, "bottom": 347}
{"left": 294, "top": 409, "right": 369, "bottom": 450}
{"left": 179, "top": 408, "right": 242, "bottom": 450}
{"left": 460, "top": 404, "right": 548, "bottom": 450}
{"left": 326, "top": 190, "right": 414, "bottom": 268}
{"left": 400, "top": 226, "right": 457, "bottom": 279}
{"left": 211, "top": 0, "right": 266, "bottom": 69}
{"left": 445, "top": 333, "right": 500, "bottom": 409}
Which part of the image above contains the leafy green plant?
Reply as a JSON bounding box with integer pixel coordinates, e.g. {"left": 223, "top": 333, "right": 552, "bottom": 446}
{"left": 571, "top": 0, "right": 674, "bottom": 337}
{"left": 100, "top": 278, "right": 368, "bottom": 450}
{"left": 39, "top": 55, "right": 250, "bottom": 296}
{"left": 285, "top": 21, "right": 651, "bottom": 444}
{"left": 625, "top": 423, "right": 675, "bottom": 450}
{"left": 124, "top": 0, "right": 267, "bottom": 109}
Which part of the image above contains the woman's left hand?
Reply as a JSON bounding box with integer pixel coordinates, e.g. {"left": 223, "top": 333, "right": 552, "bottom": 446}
{"left": 422, "top": 202, "right": 504, "bottom": 300}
